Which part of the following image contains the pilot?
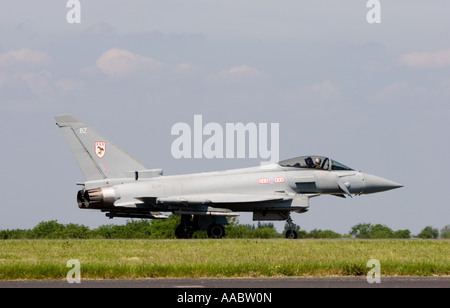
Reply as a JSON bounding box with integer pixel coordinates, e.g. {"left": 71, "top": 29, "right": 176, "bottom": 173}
{"left": 314, "top": 157, "right": 322, "bottom": 169}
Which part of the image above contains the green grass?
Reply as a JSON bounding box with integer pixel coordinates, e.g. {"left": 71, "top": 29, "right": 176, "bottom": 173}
{"left": 0, "top": 239, "right": 449, "bottom": 280}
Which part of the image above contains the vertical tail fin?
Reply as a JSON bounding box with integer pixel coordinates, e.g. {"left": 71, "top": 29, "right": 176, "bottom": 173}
{"left": 55, "top": 115, "right": 148, "bottom": 181}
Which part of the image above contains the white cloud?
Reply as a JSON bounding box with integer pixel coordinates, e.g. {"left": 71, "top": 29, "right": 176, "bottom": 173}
{"left": 206, "top": 65, "right": 267, "bottom": 87}
{"left": 310, "top": 80, "right": 341, "bottom": 101}
{"left": 372, "top": 81, "right": 426, "bottom": 104}
{"left": 293, "top": 79, "right": 341, "bottom": 102}
{"left": 96, "top": 48, "right": 163, "bottom": 77}
{"left": 398, "top": 48, "right": 450, "bottom": 69}
{"left": 55, "top": 78, "right": 84, "bottom": 92}
{"left": 173, "top": 63, "right": 200, "bottom": 74}
{"left": 81, "top": 22, "right": 116, "bottom": 37}
{"left": 0, "top": 48, "right": 51, "bottom": 68}
{"left": 214, "top": 65, "right": 263, "bottom": 79}
{"left": 361, "top": 60, "right": 390, "bottom": 72}
{"left": 16, "top": 71, "right": 53, "bottom": 96}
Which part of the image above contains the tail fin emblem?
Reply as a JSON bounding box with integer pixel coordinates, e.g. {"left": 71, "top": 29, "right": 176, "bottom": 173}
{"left": 95, "top": 141, "right": 106, "bottom": 158}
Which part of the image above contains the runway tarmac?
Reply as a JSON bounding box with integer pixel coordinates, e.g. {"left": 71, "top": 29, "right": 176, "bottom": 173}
{"left": 1, "top": 276, "right": 449, "bottom": 288}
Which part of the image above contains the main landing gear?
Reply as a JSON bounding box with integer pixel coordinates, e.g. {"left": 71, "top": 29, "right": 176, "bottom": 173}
{"left": 175, "top": 215, "right": 226, "bottom": 239}
{"left": 207, "top": 224, "right": 225, "bottom": 239}
{"left": 175, "top": 215, "right": 195, "bottom": 239}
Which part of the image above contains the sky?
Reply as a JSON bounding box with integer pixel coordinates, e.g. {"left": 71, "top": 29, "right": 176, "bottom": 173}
{"left": 0, "top": 0, "right": 449, "bottom": 235}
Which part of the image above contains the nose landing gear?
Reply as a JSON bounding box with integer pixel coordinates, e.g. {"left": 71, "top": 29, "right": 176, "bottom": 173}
{"left": 285, "top": 214, "right": 298, "bottom": 239}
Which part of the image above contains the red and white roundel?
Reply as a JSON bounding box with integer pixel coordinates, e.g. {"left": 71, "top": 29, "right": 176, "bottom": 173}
{"left": 95, "top": 141, "right": 106, "bottom": 158}
{"left": 258, "top": 177, "right": 284, "bottom": 184}
{"left": 258, "top": 178, "right": 269, "bottom": 184}
{"left": 274, "top": 177, "right": 285, "bottom": 183}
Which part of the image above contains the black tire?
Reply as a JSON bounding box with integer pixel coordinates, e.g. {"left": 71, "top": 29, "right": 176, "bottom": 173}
{"left": 207, "top": 224, "right": 225, "bottom": 239}
{"left": 175, "top": 224, "right": 193, "bottom": 239}
{"left": 285, "top": 230, "right": 298, "bottom": 239}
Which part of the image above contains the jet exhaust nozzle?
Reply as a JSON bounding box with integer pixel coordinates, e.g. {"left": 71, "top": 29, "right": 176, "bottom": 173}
{"left": 77, "top": 187, "right": 117, "bottom": 209}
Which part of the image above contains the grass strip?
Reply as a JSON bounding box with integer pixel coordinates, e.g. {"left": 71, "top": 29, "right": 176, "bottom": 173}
{"left": 0, "top": 239, "right": 448, "bottom": 280}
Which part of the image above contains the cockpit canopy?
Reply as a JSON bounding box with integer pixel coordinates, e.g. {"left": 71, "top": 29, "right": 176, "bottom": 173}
{"left": 278, "top": 155, "right": 353, "bottom": 171}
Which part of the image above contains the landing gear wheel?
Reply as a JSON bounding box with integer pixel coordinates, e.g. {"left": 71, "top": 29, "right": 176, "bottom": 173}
{"left": 285, "top": 213, "right": 298, "bottom": 239}
{"left": 285, "top": 230, "right": 298, "bottom": 239}
{"left": 175, "top": 224, "right": 193, "bottom": 239}
{"left": 175, "top": 215, "right": 195, "bottom": 239}
{"left": 207, "top": 224, "right": 225, "bottom": 239}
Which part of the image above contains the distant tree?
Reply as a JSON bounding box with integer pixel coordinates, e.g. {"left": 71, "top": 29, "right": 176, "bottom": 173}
{"left": 308, "top": 229, "right": 342, "bottom": 239}
{"left": 417, "top": 226, "right": 439, "bottom": 239}
{"left": 62, "top": 223, "right": 91, "bottom": 239}
{"left": 349, "top": 223, "right": 372, "bottom": 239}
{"left": 256, "top": 222, "right": 274, "bottom": 229}
{"left": 225, "top": 224, "right": 253, "bottom": 238}
{"left": 92, "top": 224, "right": 123, "bottom": 239}
{"left": 252, "top": 222, "right": 281, "bottom": 238}
{"left": 122, "top": 220, "right": 152, "bottom": 238}
{"left": 349, "top": 223, "right": 406, "bottom": 239}
{"left": 31, "top": 220, "right": 65, "bottom": 238}
{"left": 2, "top": 219, "right": 424, "bottom": 240}
{"left": 150, "top": 215, "right": 180, "bottom": 239}
{"left": 0, "top": 228, "right": 30, "bottom": 239}
{"left": 226, "top": 219, "right": 282, "bottom": 238}
{"left": 370, "top": 224, "right": 394, "bottom": 239}
{"left": 392, "top": 229, "right": 411, "bottom": 239}
{"left": 440, "top": 225, "right": 450, "bottom": 239}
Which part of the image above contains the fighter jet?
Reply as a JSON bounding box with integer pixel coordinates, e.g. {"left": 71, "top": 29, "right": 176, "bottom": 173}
{"left": 55, "top": 115, "right": 403, "bottom": 239}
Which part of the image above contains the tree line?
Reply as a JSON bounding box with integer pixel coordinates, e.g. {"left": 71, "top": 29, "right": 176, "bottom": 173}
{"left": 1, "top": 216, "right": 449, "bottom": 239}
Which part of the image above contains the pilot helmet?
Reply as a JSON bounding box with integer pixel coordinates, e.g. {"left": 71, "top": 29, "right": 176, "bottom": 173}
{"left": 314, "top": 157, "right": 322, "bottom": 165}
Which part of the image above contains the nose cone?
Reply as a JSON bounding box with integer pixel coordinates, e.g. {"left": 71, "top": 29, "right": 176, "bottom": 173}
{"left": 363, "top": 173, "right": 403, "bottom": 194}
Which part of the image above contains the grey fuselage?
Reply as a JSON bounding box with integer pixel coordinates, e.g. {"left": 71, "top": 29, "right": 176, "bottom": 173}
{"left": 82, "top": 163, "right": 394, "bottom": 214}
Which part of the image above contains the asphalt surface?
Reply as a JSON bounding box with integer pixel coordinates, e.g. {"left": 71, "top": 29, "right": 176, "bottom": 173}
{"left": 1, "top": 277, "right": 449, "bottom": 288}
